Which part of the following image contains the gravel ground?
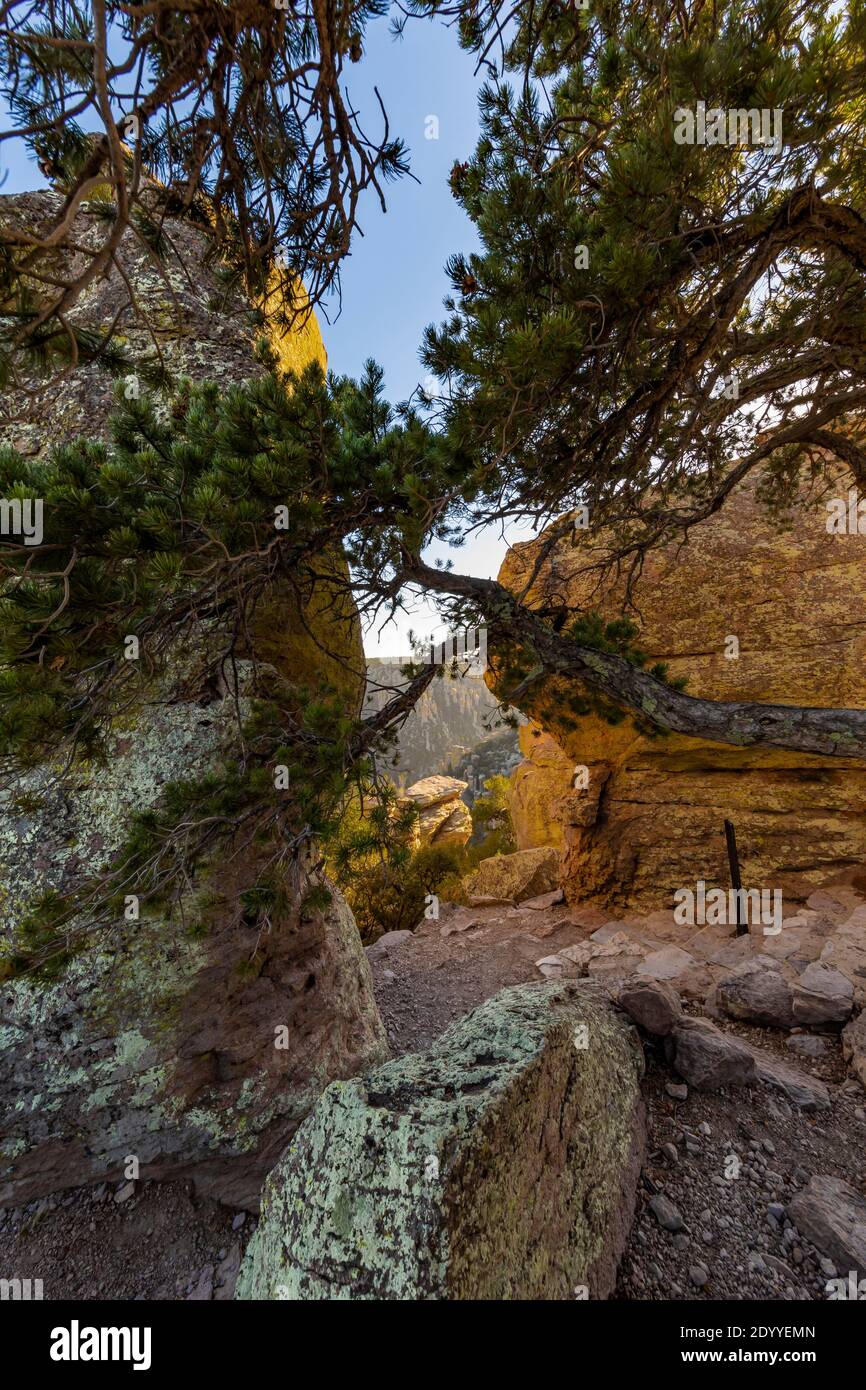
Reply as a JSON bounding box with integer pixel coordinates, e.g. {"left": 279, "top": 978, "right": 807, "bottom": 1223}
{"left": 618, "top": 1029, "right": 866, "bottom": 1300}
{"left": 1, "top": 897, "right": 862, "bottom": 1300}
{"left": 0, "top": 1177, "right": 254, "bottom": 1300}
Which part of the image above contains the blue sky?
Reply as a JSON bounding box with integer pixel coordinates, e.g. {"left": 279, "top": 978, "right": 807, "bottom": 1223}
{"left": 0, "top": 12, "right": 531, "bottom": 655}
{"left": 317, "top": 16, "right": 534, "bottom": 655}
{"left": 320, "top": 16, "right": 482, "bottom": 402}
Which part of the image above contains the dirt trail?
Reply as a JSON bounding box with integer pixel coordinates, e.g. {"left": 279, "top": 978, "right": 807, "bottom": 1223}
{"left": 1, "top": 895, "right": 864, "bottom": 1300}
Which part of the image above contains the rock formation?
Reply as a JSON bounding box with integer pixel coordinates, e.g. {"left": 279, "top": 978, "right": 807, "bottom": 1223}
{"left": 236, "top": 980, "right": 646, "bottom": 1300}
{"left": 507, "top": 725, "right": 575, "bottom": 850}
{"left": 399, "top": 775, "right": 472, "bottom": 850}
{"left": 0, "top": 190, "right": 386, "bottom": 1209}
{"left": 493, "top": 464, "right": 866, "bottom": 913}
{"left": 462, "top": 846, "right": 561, "bottom": 904}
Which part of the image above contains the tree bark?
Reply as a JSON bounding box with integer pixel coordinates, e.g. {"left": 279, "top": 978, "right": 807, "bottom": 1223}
{"left": 402, "top": 556, "right": 866, "bottom": 760}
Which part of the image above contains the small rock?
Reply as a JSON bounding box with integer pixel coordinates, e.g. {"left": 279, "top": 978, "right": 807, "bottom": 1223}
{"left": 649, "top": 1193, "right": 684, "bottom": 1232}
{"left": 114, "top": 1181, "right": 135, "bottom": 1204}
{"left": 689, "top": 1264, "right": 709, "bottom": 1287}
{"left": 665, "top": 1081, "right": 688, "bottom": 1101}
{"left": 535, "top": 954, "right": 566, "bottom": 980}
{"left": 617, "top": 978, "right": 683, "bottom": 1036}
{"left": 792, "top": 963, "right": 854, "bottom": 1026}
{"left": 366, "top": 930, "right": 414, "bottom": 959}
{"left": 521, "top": 889, "right": 565, "bottom": 911}
{"left": 717, "top": 958, "right": 794, "bottom": 1029}
{"left": 661, "top": 1142, "right": 679, "bottom": 1164}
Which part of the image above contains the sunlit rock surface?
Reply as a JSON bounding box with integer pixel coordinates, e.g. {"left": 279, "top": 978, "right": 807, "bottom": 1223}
{"left": 493, "top": 465, "right": 866, "bottom": 912}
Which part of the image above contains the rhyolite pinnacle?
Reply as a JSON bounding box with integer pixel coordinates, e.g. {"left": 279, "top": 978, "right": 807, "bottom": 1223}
{"left": 236, "top": 979, "right": 646, "bottom": 1300}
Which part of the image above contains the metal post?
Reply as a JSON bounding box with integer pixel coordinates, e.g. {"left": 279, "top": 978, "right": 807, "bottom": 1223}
{"left": 724, "top": 818, "right": 748, "bottom": 936}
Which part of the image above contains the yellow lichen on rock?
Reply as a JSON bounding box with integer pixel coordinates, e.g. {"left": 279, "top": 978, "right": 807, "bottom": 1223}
{"left": 507, "top": 724, "right": 574, "bottom": 850}
{"left": 260, "top": 271, "right": 328, "bottom": 379}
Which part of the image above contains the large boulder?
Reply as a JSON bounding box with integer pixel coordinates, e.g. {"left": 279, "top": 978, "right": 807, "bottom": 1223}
{"left": 236, "top": 980, "right": 646, "bottom": 1300}
{"left": 0, "top": 190, "right": 385, "bottom": 1210}
{"left": 0, "top": 671, "right": 387, "bottom": 1210}
{"left": 463, "top": 846, "right": 560, "bottom": 904}
{"left": 491, "top": 464, "right": 866, "bottom": 912}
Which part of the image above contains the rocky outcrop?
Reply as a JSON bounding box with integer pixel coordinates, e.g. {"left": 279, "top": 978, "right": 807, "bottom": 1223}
{"left": 452, "top": 727, "right": 523, "bottom": 808}
{"left": 0, "top": 190, "right": 384, "bottom": 1209}
{"left": 236, "top": 980, "right": 645, "bottom": 1300}
{"left": 506, "top": 725, "right": 575, "bottom": 850}
{"left": 492, "top": 464, "right": 866, "bottom": 913}
{"left": 399, "top": 776, "right": 472, "bottom": 851}
{"left": 0, "top": 669, "right": 388, "bottom": 1210}
{"left": 463, "top": 846, "right": 560, "bottom": 905}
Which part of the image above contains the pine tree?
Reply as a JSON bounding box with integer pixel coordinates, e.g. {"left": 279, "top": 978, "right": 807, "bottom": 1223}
{"left": 5, "top": 1, "right": 866, "bottom": 975}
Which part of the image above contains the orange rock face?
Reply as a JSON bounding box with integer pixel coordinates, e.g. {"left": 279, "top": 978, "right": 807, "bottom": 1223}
{"left": 507, "top": 724, "right": 574, "bottom": 851}
{"left": 493, "top": 466, "right": 866, "bottom": 913}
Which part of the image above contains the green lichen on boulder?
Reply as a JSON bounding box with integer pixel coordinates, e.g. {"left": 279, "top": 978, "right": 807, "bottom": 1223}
{"left": 236, "top": 979, "right": 645, "bottom": 1300}
{"left": 0, "top": 189, "right": 383, "bottom": 1211}
{"left": 0, "top": 664, "right": 388, "bottom": 1210}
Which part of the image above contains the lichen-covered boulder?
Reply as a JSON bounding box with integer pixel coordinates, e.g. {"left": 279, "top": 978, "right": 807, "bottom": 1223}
{"left": 236, "top": 980, "right": 645, "bottom": 1300}
{"left": 0, "top": 668, "right": 388, "bottom": 1210}
{"left": 462, "top": 846, "right": 560, "bottom": 904}
{"left": 0, "top": 188, "right": 326, "bottom": 456}
{"left": 0, "top": 189, "right": 383, "bottom": 1210}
